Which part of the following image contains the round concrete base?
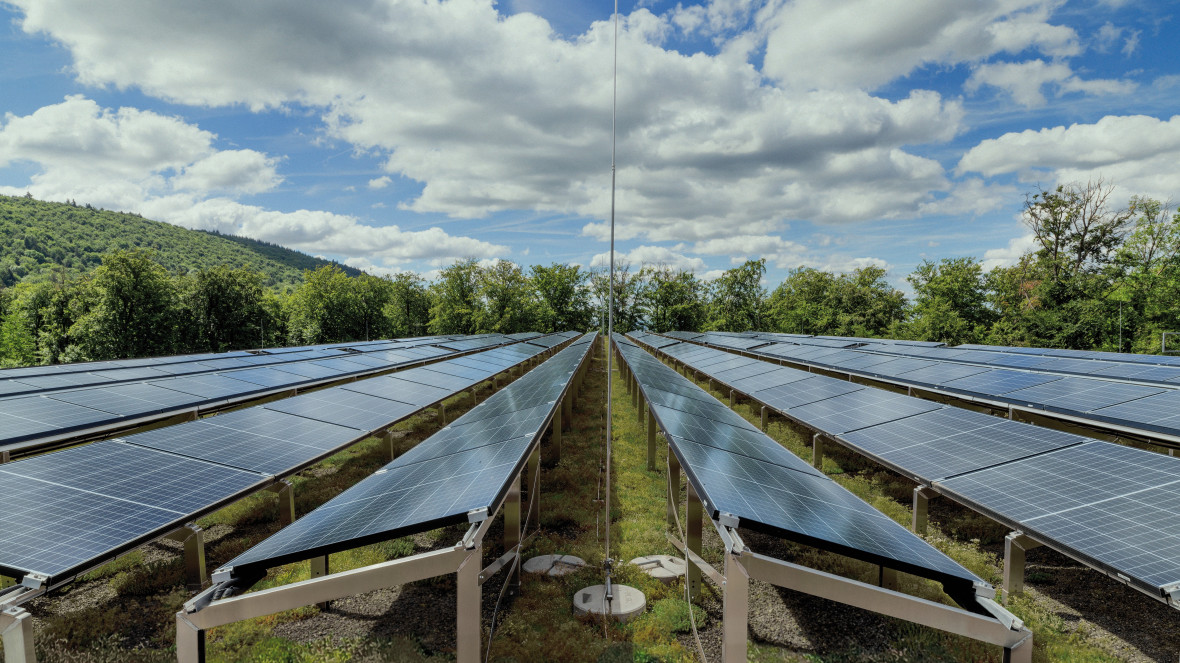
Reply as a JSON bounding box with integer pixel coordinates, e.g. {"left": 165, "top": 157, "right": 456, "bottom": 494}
{"left": 571, "top": 584, "right": 646, "bottom": 622}
{"left": 630, "top": 555, "right": 686, "bottom": 584}
{"left": 522, "top": 554, "right": 586, "bottom": 576}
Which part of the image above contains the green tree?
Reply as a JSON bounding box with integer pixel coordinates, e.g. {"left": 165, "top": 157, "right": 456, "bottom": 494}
{"left": 352, "top": 274, "right": 395, "bottom": 341}
{"left": 429, "top": 259, "right": 483, "bottom": 335}
{"left": 285, "top": 265, "right": 360, "bottom": 344}
{"left": 767, "top": 267, "right": 839, "bottom": 335}
{"left": 640, "top": 264, "right": 708, "bottom": 333}
{"left": 69, "top": 250, "right": 178, "bottom": 360}
{"left": 531, "top": 263, "right": 593, "bottom": 333}
{"left": 180, "top": 266, "right": 270, "bottom": 352}
{"left": 907, "top": 257, "right": 993, "bottom": 345}
{"left": 385, "top": 272, "right": 432, "bottom": 338}
{"left": 707, "top": 259, "right": 767, "bottom": 332}
{"left": 591, "top": 261, "right": 645, "bottom": 334}
{"left": 476, "top": 260, "right": 536, "bottom": 334}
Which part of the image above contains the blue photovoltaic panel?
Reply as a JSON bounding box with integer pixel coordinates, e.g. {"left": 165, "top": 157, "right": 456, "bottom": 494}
{"left": 937, "top": 369, "right": 1061, "bottom": 396}
{"left": 1091, "top": 363, "right": 1180, "bottom": 382}
{"left": 223, "top": 367, "right": 309, "bottom": 388}
{"left": 1087, "top": 390, "right": 1180, "bottom": 435}
{"left": 264, "top": 389, "right": 420, "bottom": 432}
{"left": 419, "top": 362, "right": 488, "bottom": 380}
{"left": 196, "top": 357, "right": 256, "bottom": 370}
{"left": 395, "top": 367, "right": 481, "bottom": 392}
{"left": 860, "top": 357, "right": 935, "bottom": 378}
{"left": 665, "top": 429, "right": 981, "bottom": 592}
{"left": 309, "top": 357, "right": 373, "bottom": 374}
{"left": 980, "top": 354, "right": 1054, "bottom": 369}
{"left": 726, "top": 367, "right": 812, "bottom": 394}
{"left": 149, "top": 374, "right": 272, "bottom": 400}
{"left": 752, "top": 376, "right": 864, "bottom": 410}
{"left": 395, "top": 404, "right": 553, "bottom": 465}
{"left": 10, "top": 372, "right": 116, "bottom": 391}
{"left": 647, "top": 387, "right": 750, "bottom": 423}
{"left": 45, "top": 383, "right": 198, "bottom": 417}
{"left": 222, "top": 435, "right": 535, "bottom": 576}
{"left": 1001, "top": 377, "right": 1164, "bottom": 414}
{"left": 0, "top": 395, "right": 111, "bottom": 435}
{"left": 824, "top": 353, "right": 905, "bottom": 371}
{"left": 92, "top": 366, "right": 172, "bottom": 382}
{"left": 0, "top": 441, "right": 266, "bottom": 583}
{"left": 784, "top": 388, "right": 941, "bottom": 435}
{"left": 270, "top": 361, "right": 347, "bottom": 380}
{"left": 840, "top": 409, "right": 1084, "bottom": 482}
{"left": 343, "top": 376, "right": 453, "bottom": 407}
{"left": 894, "top": 362, "right": 993, "bottom": 386}
{"left": 651, "top": 403, "right": 822, "bottom": 473}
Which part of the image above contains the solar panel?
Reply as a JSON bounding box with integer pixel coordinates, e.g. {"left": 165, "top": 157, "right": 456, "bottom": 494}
{"left": 10, "top": 372, "right": 116, "bottom": 391}
{"left": 651, "top": 403, "right": 822, "bottom": 473}
{"left": 264, "top": 390, "right": 421, "bottom": 432}
{"left": 394, "top": 367, "right": 481, "bottom": 392}
{"left": 751, "top": 376, "right": 864, "bottom": 409}
{"left": 784, "top": 388, "right": 942, "bottom": 435}
{"left": 0, "top": 441, "right": 266, "bottom": 583}
{"left": 1001, "top": 377, "right": 1164, "bottom": 414}
{"left": 893, "top": 362, "right": 992, "bottom": 386}
{"left": 1086, "top": 390, "right": 1180, "bottom": 435}
{"left": 149, "top": 374, "right": 271, "bottom": 400}
{"left": 937, "top": 369, "right": 1061, "bottom": 396}
{"left": 0, "top": 395, "right": 111, "bottom": 440}
{"left": 342, "top": 376, "right": 453, "bottom": 407}
{"left": 45, "top": 383, "right": 198, "bottom": 417}
{"left": 222, "top": 367, "right": 310, "bottom": 389}
{"left": 726, "top": 367, "right": 812, "bottom": 393}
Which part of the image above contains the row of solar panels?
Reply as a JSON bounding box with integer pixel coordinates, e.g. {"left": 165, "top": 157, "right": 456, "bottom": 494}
{"left": 612, "top": 334, "right": 986, "bottom": 606}
{"left": 0, "top": 335, "right": 522, "bottom": 457}
{"left": 0, "top": 332, "right": 579, "bottom": 590}
{"left": 632, "top": 331, "right": 1180, "bottom": 605}
{"left": 216, "top": 332, "right": 597, "bottom": 583}
{"left": 672, "top": 331, "right": 1180, "bottom": 445}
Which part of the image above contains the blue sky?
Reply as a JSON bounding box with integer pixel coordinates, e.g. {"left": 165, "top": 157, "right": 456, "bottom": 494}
{"left": 1, "top": 0, "right": 1177, "bottom": 292}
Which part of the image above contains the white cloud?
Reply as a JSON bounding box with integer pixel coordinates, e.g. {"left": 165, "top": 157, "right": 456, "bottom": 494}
{"left": 0, "top": 96, "right": 506, "bottom": 268}
{"left": 760, "top": 1, "right": 1079, "bottom": 91}
{"left": 687, "top": 234, "right": 808, "bottom": 269}
{"left": 982, "top": 233, "right": 1038, "bottom": 271}
{"left": 589, "top": 246, "right": 707, "bottom": 272}
{"left": 8, "top": 0, "right": 969, "bottom": 246}
{"left": 368, "top": 175, "right": 392, "bottom": 190}
{"left": 819, "top": 255, "right": 890, "bottom": 273}
{"left": 965, "top": 59, "right": 1135, "bottom": 107}
{"left": 957, "top": 114, "right": 1180, "bottom": 201}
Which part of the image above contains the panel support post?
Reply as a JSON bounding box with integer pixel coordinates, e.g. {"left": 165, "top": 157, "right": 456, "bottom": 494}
{"left": 912, "top": 486, "right": 939, "bottom": 535}
{"left": 1002, "top": 532, "right": 1042, "bottom": 604}
{"left": 268, "top": 479, "right": 295, "bottom": 527}
{"left": 526, "top": 447, "right": 540, "bottom": 528}
{"left": 2, "top": 606, "right": 37, "bottom": 663}
{"left": 632, "top": 376, "right": 639, "bottom": 408}
{"left": 722, "top": 552, "right": 749, "bottom": 663}
{"left": 562, "top": 394, "right": 573, "bottom": 431}
{"left": 551, "top": 407, "right": 562, "bottom": 462}
{"left": 879, "top": 567, "right": 899, "bottom": 591}
{"left": 470, "top": 387, "right": 478, "bottom": 406}
{"left": 438, "top": 402, "right": 447, "bottom": 426}
{"left": 310, "top": 555, "right": 330, "bottom": 611}
{"left": 504, "top": 471, "right": 522, "bottom": 596}
{"left": 0, "top": 450, "right": 9, "bottom": 464}
{"left": 667, "top": 452, "right": 681, "bottom": 529}
{"left": 729, "top": 389, "right": 736, "bottom": 406}
{"left": 383, "top": 430, "right": 399, "bottom": 462}
{"left": 456, "top": 546, "right": 482, "bottom": 663}
{"left": 637, "top": 390, "right": 645, "bottom": 424}
{"left": 166, "top": 524, "right": 208, "bottom": 591}
{"left": 686, "top": 482, "right": 703, "bottom": 598}
{"left": 646, "top": 406, "right": 657, "bottom": 472}
{"left": 811, "top": 433, "right": 824, "bottom": 471}
{"left": 760, "top": 405, "right": 768, "bottom": 433}
{"left": 175, "top": 612, "right": 205, "bottom": 663}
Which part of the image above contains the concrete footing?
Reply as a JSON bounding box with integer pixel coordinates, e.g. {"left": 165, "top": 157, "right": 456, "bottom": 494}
{"left": 572, "top": 584, "right": 646, "bottom": 622}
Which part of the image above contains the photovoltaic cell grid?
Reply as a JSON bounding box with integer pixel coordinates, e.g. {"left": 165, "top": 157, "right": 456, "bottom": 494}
{"left": 649, "top": 332, "right": 1180, "bottom": 602}
{"left": 218, "top": 333, "right": 594, "bottom": 579}
{"left": 0, "top": 441, "right": 267, "bottom": 583}
{"left": 615, "top": 335, "right": 982, "bottom": 596}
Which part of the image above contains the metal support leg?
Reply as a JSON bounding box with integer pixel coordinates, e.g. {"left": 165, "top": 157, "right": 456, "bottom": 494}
{"left": 470, "top": 387, "right": 478, "bottom": 405}
{"left": 879, "top": 567, "right": 899, "bottom": 591}
{"left": 1002, "top": 532, "right": 1042, "bottom": 604}
{"left": 551, "top": 407, "right": 562, "bottom": 462}
{"left": 504, "top": 473, "right": 521, "bottom": 596}
{"left": 667, "top": 453, "right": 681, "bottom": 529}
{"left": 632, "top": 377, "right": 639, "bottom": 408}
{"left": 0, "top": 450, "right": 9, "bottom": 464}
{"left": 310, "top": 555, "right": 330, "bottom": 611}
{"left": 646, "top": 406, "right": 657, "bottom": 472}
{"left": 811, "top": 433, "right": 824, "bottom": 471}
{"left": 2, "top": 607, "right": 37, "bottom": 663}
{"left": 637, "top": 391, "right": 645, "bottom": 425}
{"left": 438, "top": 403, "right": 447, "bottom": 426}
{"left": 760, "top": 405, "right": 768, "bottom": 432}
{"left": 384, "top": 430, "right": 398, "bottom": 462}
{"left": 456, "top": 547, "right": 482, "bottom": 663}
{"left": 562, "top": 394, "right": 573, "bottom": 431}
{"left": 175, "top": 612, "right": 205, "bottom": 663}
{"left": 166, "top": 524, "right": 208, "bottom": 591}
{"left": 526, "top": 447, "right": 540, "bottom": 529}
{"left": 722, "top": 553, "right": 749, "bottom": 663}
{"left": 729, "top": 389, "right": 735, "bottom": 406}
{"left": 268, "top": 480, "right": 295, "bottom": 527}
{"left": 912, "top": 486, "right": 939, "bottom": 535}
{"left": 686, "top": 483, "right": 703, "bottom": 597}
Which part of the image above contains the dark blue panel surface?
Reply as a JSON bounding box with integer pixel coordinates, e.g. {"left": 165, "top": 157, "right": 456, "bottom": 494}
{"left": 785, "top": 388, "right": 941, "bottom": 435}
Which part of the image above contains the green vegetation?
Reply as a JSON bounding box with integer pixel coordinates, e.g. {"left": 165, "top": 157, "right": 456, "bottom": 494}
{"left": 0, "top": 194, "right": 359, "bottom": 288}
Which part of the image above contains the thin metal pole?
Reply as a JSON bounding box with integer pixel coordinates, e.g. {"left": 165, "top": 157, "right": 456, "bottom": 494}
{"left": 604, "top": 0, "right": 619, "bottom": 577}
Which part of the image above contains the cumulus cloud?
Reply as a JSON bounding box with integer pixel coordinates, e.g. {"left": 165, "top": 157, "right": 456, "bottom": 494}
{"left": 982, "top": 233, "right": 1038, "bottom": 271}
{"left": 965, "top": 59, "right": 1135, "bottom": 107}
{"left": 8, "top": 0, "right": 969, "bottom": 245}
{"left": 589, "top": 246, "right": 707, "bottom": 272}
{"left": 957, "top": 114, "right": 1180, "bottom": 201}
{"left": 760, "top": 0, "right": 1079, "bottom": 90}
{"left": 0, "top": 96, "right": 506, "bottom": 269}
{"left": 367, "top": 176, "right": 392, "bottom": 190}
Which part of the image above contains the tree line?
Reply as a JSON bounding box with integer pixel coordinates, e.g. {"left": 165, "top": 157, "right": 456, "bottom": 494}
{"left": 1, "top": 180, "right": 1177, "bottom": 367}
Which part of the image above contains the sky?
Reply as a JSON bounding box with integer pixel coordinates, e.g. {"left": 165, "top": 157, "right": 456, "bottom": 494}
{"left": 1, "top": 0, "right": 1177, "bottom": 292}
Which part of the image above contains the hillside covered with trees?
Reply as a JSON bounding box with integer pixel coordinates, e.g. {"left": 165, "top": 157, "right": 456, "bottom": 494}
{"left": 0, "top": 194, "right": 360, "bottom": 288}
{"left": 1, "top": 181, "right": 1178, "bottom": 368}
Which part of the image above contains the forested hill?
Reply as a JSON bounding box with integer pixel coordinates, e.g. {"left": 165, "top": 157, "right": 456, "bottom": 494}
{"left": 0, "top": 194, "right": 362, "bottom": 288}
